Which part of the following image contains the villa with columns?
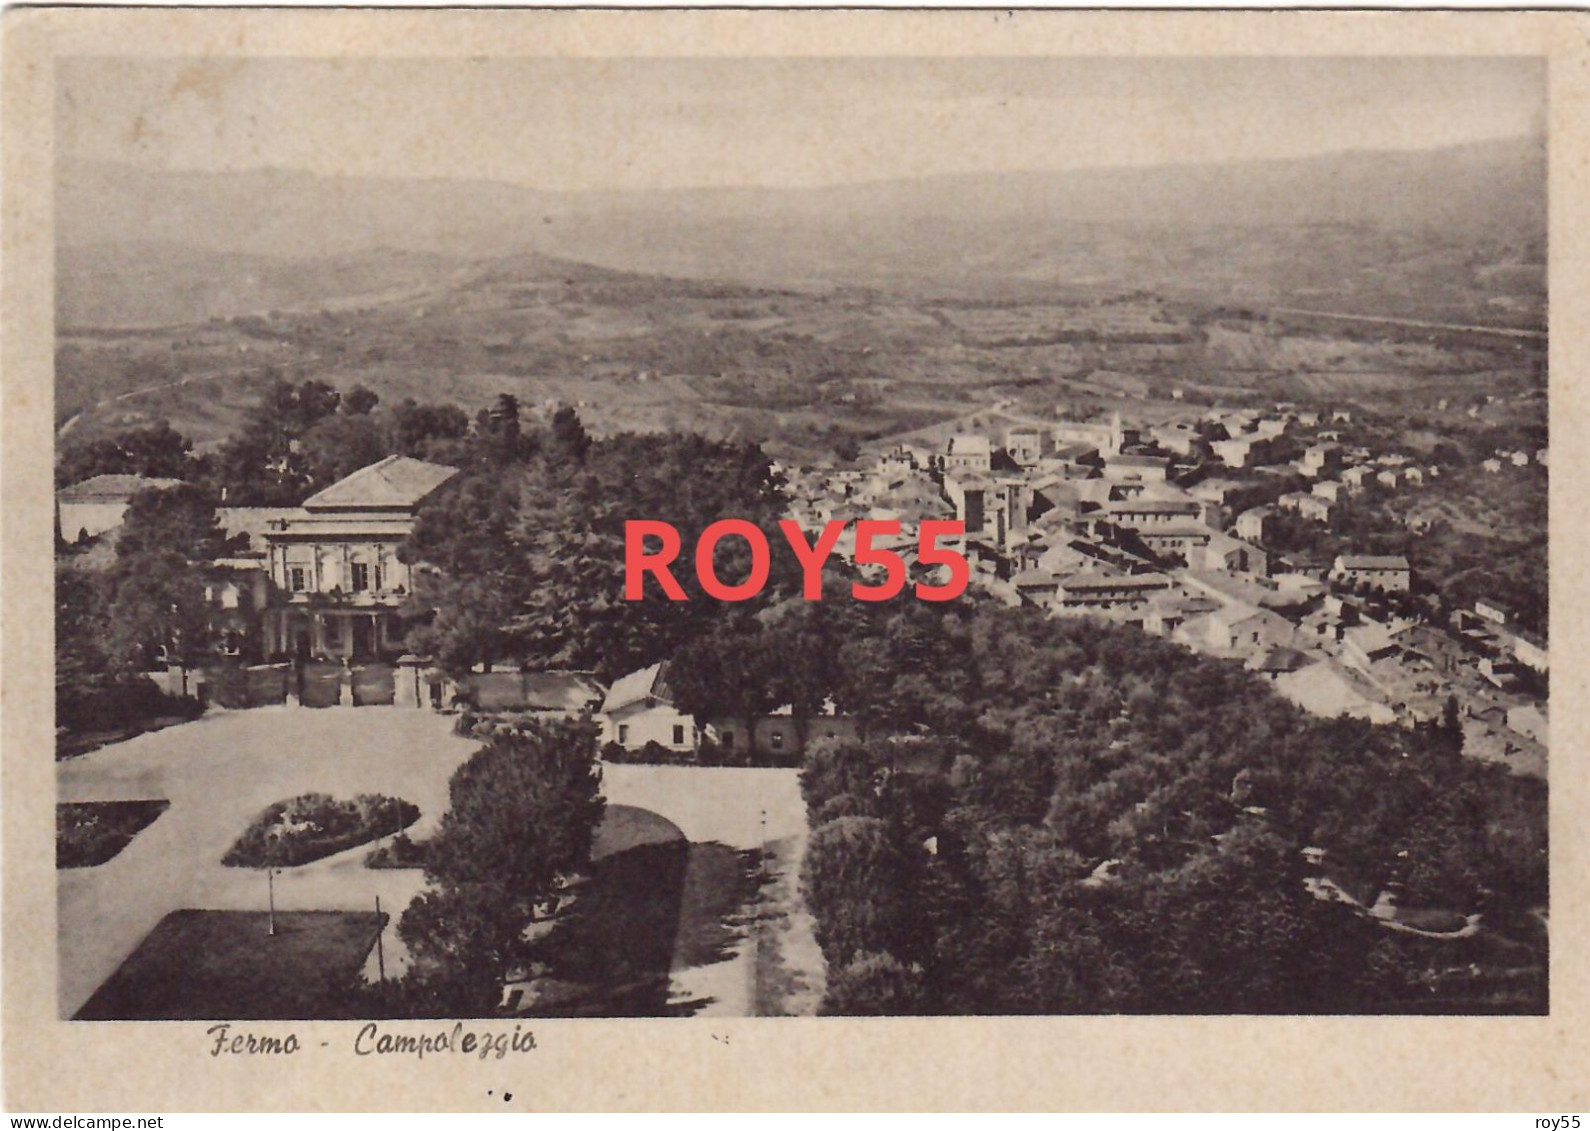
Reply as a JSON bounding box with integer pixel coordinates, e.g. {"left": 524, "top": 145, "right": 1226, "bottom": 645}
{"left": 259, "top": 455, "right": 458, "bottom": 661}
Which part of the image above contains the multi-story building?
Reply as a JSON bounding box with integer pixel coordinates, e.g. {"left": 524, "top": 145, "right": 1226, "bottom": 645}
{"left": 1331, "top": 554, "right": 1411, "bottom": 594}
{"left": 1004, "top": 427, "right": 1050, "bottom": 467}
{"left": 1103, "top": 453, "right": 1171, "bottom": 482}
{"left": 1106, "top": 499, "right": 1203, "bottom": 529}
{"left": 1053, "top": 571, "right": 1172, "bottom": 615}
{"left": 1300, "top": 443, "right": 1343, "bottom": 478}
{"left": 259, "top": 455, "right": 459, "bottom": 660}
{"left": 1234, "top": 505, "right": 1274, "bottom": 543}
{"left": 943, "top": 434, "right": 993, "bottom": 473}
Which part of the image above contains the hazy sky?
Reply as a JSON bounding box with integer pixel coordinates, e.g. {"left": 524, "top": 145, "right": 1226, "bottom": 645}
{"left": 59, "top": 56, "right": 1544, "bottom": 191}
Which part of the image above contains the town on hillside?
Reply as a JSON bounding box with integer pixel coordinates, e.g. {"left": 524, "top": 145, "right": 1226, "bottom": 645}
{"left": 55, "top": 398, "right": 1549, "bottom": 778}
{"left": 44, "top": 51, "right": 1550, "bottom": 1034}
{"left": 50, "top": 389, "right": 1552, "bottom": 1021}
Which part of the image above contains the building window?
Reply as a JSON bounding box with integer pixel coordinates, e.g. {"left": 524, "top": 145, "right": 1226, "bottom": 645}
{"left": 672, "top": 724, "right": 686, "bottom": 746}
{"left": 325, "top": 618, "right": 341, "bottom": 644}
{"left": 617, "top": 724, "right": 629, "bottom": 745}
{"left": 288, "top": 566, "right": 307, "bottom": 592}
{"left": 351, "top": 563, "right": 371, "bottom": 592}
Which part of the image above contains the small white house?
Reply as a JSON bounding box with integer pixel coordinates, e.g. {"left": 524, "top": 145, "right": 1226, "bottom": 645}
{"left": 597, "top": 662, "right": 697, "bottom": 753}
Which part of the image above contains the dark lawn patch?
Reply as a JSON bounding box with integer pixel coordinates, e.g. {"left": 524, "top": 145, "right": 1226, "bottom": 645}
{"left": 592, "top": 804, "right": 687, "bottom": 860}
{"left": 672, "top": 842, "right": 765, "bottom": 973}
{"left": 524, "top": 806, "right": 687, "bottom": 1017}
{"left": 57, "top": 800, "right": 170, "bottom": 868}
{"left": 74, "top": 909, "right": 385, "bottom": 1020}
{"left": 224, "top": 793, "right": 419, "bottom": 868}
{"left": 525, "top": 840, "right": 689, "bottom": 1016}
{"left": 520, "top": 806, "right": 765, "bottom": 1018}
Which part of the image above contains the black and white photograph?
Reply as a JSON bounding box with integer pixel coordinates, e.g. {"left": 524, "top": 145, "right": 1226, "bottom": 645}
{"left": 6, "top": 8, "right": 1585, "bottom": 1114}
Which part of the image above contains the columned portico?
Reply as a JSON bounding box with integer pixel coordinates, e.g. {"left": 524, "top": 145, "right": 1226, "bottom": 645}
{"left": 258, "top": 456, "right": 458, "bottom": 664}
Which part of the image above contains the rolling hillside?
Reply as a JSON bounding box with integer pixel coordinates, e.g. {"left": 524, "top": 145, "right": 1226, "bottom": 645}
{"left": 58, "top": 136, "right": 1545, "bottom": 325}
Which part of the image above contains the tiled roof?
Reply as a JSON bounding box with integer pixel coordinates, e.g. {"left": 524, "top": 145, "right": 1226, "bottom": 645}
{"left": 58, "top": 474, "right": 186, "bottom": 503}
{"left": 598, "top": 661, "right": 673, "bottom": 714}
{"left": 1061, "top": 571, "right": 1171, "bottom": 592}
{"left": 302, "top": 455, "right": 458, "bottom": 510}
{"left": 1255, "top": 646, "right": 1312, "bottom": 673}
{"left": 1337, "top": 555, "right": 1410, "bottom": 571}
{"left": 947, "top": 434, "right": 992, "bottom": 455}
{"left": 218, "top": 507, "right": 305, "bottom": 545}
{"left": 1012, "top": 568, "right": 1058, "bottom": 588}
{"left": 1108, "top": 499, "right": 1199, "bottom": 514}
{"left": 519, "top": 672, "right": 607, "bottom": 713}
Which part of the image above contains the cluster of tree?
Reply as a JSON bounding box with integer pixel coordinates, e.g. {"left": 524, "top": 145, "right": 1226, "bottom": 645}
{"left": 782, "top": 603, "right": 1545, "bottom": 1015}
{"left": 401, "top": 406, "right": 795, "bottom": 679}
{"left": 54, "top": 420, "right": 196, "bottom": 488}
{"left": 374, "top": 718, "right": 606, "bottom": 1017}
{"left": 203, "top": 376, "right": 383, "bottom": 504}
{"left": 57, "top": 377, "right": 483, "bottom": 506}
{"left": 55, "top": 483, "right": 232, "bottom": 742}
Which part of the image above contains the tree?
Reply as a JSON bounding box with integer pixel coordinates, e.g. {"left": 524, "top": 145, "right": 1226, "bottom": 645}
{"left": 822, "top": 951, "right": 927, "bottom": 1015}
{"left": 292, "top": 379, "right": 343, "bottom": 430}
{"left": 104, "top": 551, "right": 212, "bottom": 671}
{"left": 667, "top": 624, "right": 784, "bottom": 760}
{"left": 475, "top": 393, "right": 530, "bottom": 464}
{"left": 547, "top": 405, "right": 590, "bottom": 465}
{"left": 422, "top": 719, "right": 605, "bottom": 901}
{"left": 801, "top": 816, "right": 917, "bottom": 968}
{"left": 1440, "top": 694, "right": 1464, "bottom": 755}
{"left": 342, "top": 385, "right": 381, "bottom": 416}
{"left": 56, "top": 564, "right": 115, "bottom": 725}
{"left": 203, "top": 377, "right": 358, "bottom": 504}
{"left": 301, "top": 413, "right": 390, "bottom": 488}
{"left": 396, "top": 883, "right": 531, "bottom": 1012}
{"left": 390, "top": 399, "right": 470, "bottom": 459}
{"left": 403, "top": 426, "right": 794, "bottom": 678}
{"left": 56, "top": 420, "right": 196, "bottom": 487}
{"left": 780, "top": 603, "right": 1546, "bottom": 1014}
{"left": 393, "top": 718, "right": 606, "bottom": 1014}
{"left": 114, "top": 483, "right": 227, "bottom": 562}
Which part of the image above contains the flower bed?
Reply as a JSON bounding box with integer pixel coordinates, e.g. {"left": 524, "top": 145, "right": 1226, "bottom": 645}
{"left": 365, "top": 832, "right": 430, "bottom": 870}
{"left": 57, "top": 800, "right": 171, "bottom": 868}
{"left": 222, "top": 793, "right": 419, "bottom": 868}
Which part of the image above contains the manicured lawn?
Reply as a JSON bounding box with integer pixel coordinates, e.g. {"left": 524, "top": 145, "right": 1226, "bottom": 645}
{"left": 57, "top": 801, "right": 170, "bottom": 868}
{"left": 74, "top": 909, "right": 385, "bottom": 1020}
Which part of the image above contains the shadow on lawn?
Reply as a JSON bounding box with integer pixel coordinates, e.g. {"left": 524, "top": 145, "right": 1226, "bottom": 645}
{"left": 526, "top": 835, "right": 766, "bottom": 1018}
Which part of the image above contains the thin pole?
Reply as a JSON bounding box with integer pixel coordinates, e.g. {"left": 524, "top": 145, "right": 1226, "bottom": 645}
{"left": 374, "top": 895, "right": 386, "bottom": 982}
{"left": 267, "top": 868, "right": 277, "bottom": 937}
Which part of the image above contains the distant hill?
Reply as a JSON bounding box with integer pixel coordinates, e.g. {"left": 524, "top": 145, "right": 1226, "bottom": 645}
{"left": 54, "top": 137, "right": 1546, "bottom": 332}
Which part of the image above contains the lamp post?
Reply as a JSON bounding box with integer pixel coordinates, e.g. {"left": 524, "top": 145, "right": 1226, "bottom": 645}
{"left": 267, "top": 867, "right": 279, "bottom": 937}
